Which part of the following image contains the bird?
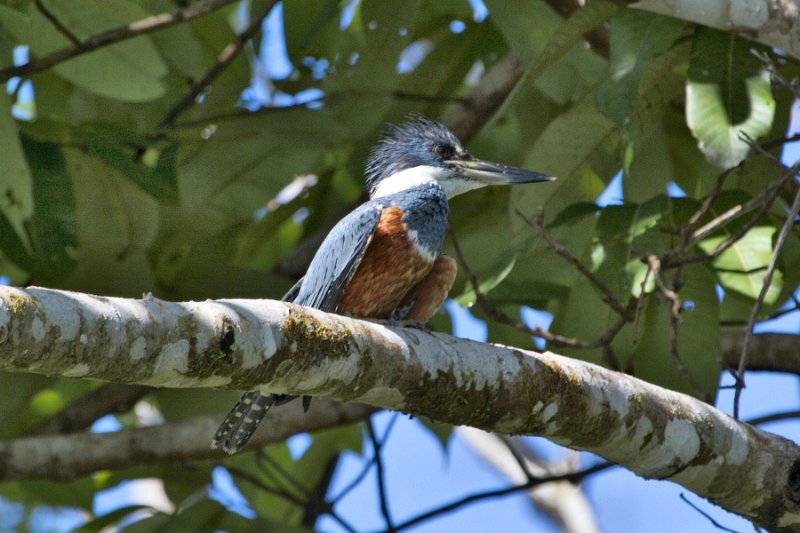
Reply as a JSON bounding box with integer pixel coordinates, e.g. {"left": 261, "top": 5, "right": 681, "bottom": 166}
{"left": 212, "top": 115, "right": 555, "bottom": 454}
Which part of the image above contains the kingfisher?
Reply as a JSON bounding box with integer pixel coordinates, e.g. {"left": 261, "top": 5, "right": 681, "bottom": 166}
{"left": 212, "top": 115, "right": 554, "bottom": 454}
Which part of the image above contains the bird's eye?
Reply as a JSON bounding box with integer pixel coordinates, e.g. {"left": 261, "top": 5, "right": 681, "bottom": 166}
{"left": 432, "top": 143, "right": 455, "bottom": 159}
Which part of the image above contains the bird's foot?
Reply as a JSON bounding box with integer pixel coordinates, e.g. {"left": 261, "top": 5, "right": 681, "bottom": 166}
{"left": 396, "top": 319, "right": 430, "bottom": 331}
{"left": 369, "top": 318, "right": 431, "bottom": 332}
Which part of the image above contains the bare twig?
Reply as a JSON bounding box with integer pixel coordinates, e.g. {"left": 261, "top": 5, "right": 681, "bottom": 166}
{"left": 227, "top": 465, "right": 305, "bottom": 505}
{"left": 35, "top": 0, "right": 81, "bottom": 45}
{"left": 301, "top": 455, "right": 341, "bottom": 527}
{"left": 367, "top": 418, "right": 395, "bottom": 532}
{"left": 668, "top": 165, "right": 797, "bottom": 268}
{"left": 734, "top": 181, "right": 800, "bottom": 418}
{"left": 448, "top": 229, "right": 626, "bottom": 350}
{"left": 516, "top": 209, "right": 631, "bottom": 319}
{"left": 752, "top": 49, "right": 800, "bottom": 101}
{"left": 746, "top": 410, "right": 800, "bottom": 426}
{"left": 229, "top": 461, "right": 356, "bottom": 532}
{"left": 685, "top": 167, "right": 736, "bottom": 230}
{"left": 159, "top": 0, "right": 278, "bottom": 128}
{"left": 679, "top": 493, "right": 742, "bottom": 533}
{"left": 685, "top": 174, "right": 787, "bottom": 251}
{"left": 255, "top": 447, "right": 311, "bottom": 501}
{"left": 392, "top": 463, "right": 612, "bottom": 532}
{"left": 0, "top": 0, "right": 240, "bottom": 83}
{"left": 647, "top": 256, "right": 711, "bottom": 402}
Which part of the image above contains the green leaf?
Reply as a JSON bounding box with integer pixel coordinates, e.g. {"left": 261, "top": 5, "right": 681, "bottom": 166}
{"left": 62, "top": 148, "right": 159, "bottom": 296}
{"left": 21, "top": 135, "right": 78, "bottom": 281}
{"left": 513, "top": 95, "right": 619, "bottom": 219}
{"left": 593, "top": 198, "right": 669, "bottom": 303}
{"left": 699, "top": 226, "right": 782, "bottom": 303}
{"left": 631, "top": 265, "right": 720, "bottom": 398}
{"left": 123, "top": 499, "right": 297, "bottom": 533}
{"left": 0, "top": 91, "right": 34, "bottom": 254}
{"left": 596, "top": 10, "right": 686, "bottom": 133}
{"left": 154, "top": 388, "right": 241, "bottom": 421}
{"left": 76, "top": 505, "right": 150, "bottom": 533}
{"left": 83, "top": 124, "right": 178, "bottom": 203}
{"left": 525, "top": 0, "right": 620, "bottom": 83}
{"left": 0, "top": 372, "right": 54, "bottom": 438}
{"left": 456, "top": 256, "right": 516, "bottom": 306}
{"left": 489, "top": 0, "right": 611, "bottom": 105}
{"left": 686, "top": 27, "right": 775, "bottom": 168}
{"left": 417, "top": 418, "right": 454, "bottom": 452}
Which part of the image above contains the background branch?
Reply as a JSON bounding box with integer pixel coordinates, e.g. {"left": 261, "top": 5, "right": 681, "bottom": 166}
{"left": 0, "top": 400, "right": 377, "bottom": 482}
{"left": 0, "top": 0, "right": 240, "bottom": 83}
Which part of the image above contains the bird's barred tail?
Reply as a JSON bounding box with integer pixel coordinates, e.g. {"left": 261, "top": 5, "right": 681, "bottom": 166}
{"left": 211, "top": 392, "right": 277, "bottom": 454}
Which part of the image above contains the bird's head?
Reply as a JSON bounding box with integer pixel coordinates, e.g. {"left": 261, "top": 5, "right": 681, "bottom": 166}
{"left": 365, "top": 115, "right": 554, "bottom": 199}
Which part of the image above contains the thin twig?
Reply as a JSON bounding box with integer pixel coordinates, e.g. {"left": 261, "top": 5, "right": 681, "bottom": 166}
{"left": 501, "top": 438, "right": 535, "bottom": 483}
{"left": 0, "top": 0, "right": 240, "bottom": 83}
{"left": 679, "top": 493, "right": 742, "bottom": 533}
{"left": 330, "top": 454, "right": 378, "bottom": 503}
{"left": 686, "top": 167, "right": 737, "bottom": 230}
{"left": 392, "top": 463, "right": 613, "bottom": 532}
{"left": 752, "top": 49, "right": 800, "bottom": 101}
{"left": 159, "top": 0, "right": 278, "bottom": 128}
{"left": 367, "top": 419, "right": 395, "bottom": 532}
{"left": 647, "top": 256, "right": 711, "bottom": 402}
{"left": 255, "top": 447, "right": 311, "bottom": 500}
{"left": 746, "top": 410, "right": 800, "bottom": 426}
{"left": 761, "top": 132, "right": 800, "bottom": 151}
{"left": 670, "top": 167, "right": 797, "bottom": 268}
{"left": 448, "top": 229, "right": 624, "bottom": 350}
{"left": 734, "top": 181, "right": 800, "bottom": 419}
{"left": 35, "top": 0, "right": 81, "bottom": 45}
{"left": 685, "top": 173, "right": 788, "bottom": 251}
{"left": 226, "top": 465, "right": 305, "bottom": 505}
{"left": 516, "top": 209, "right": 631, "bottom": 319}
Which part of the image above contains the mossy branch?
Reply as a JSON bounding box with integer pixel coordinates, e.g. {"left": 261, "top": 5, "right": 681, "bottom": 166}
{"left": 0, "top": 286, "right": 799, "bottom": 530}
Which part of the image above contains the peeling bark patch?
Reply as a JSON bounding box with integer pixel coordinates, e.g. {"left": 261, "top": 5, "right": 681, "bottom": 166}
{"left": 788, "top": 458, "right": 800, "bottom": 505}
{"left": 219, "top": 323, "right": 235, "bottom": 356}
{"left": 31, "top": 317, "right": 45, "bottom": 341}
{"left": 130, "top": 337, "right": 147, "bottom": 361}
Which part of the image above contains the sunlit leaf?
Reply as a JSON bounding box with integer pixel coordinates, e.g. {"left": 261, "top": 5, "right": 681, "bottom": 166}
{"left": 699, "top": 226, "right": 782, "bottom": 303}
{"left": 686, "top": 27, "right": 775, "bottom": 168}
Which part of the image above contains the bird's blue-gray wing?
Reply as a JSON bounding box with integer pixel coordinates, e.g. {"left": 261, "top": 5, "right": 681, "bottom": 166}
{"left": 212, "top": 203, "right": 383, "bottom": 454}
{"left": 294, "top": 202, "right": 384, "bottom": 311}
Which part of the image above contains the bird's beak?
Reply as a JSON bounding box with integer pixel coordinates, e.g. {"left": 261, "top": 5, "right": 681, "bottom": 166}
{"left": 449, "top": 158, "right": 556, "bottom": 185}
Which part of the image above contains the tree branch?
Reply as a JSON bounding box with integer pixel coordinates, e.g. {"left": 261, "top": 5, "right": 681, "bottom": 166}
{"left": 159, "top": 0, "right": 278, "bottom": 128}
{"left": 631, "top": 0, "right": 800, "bottom": 60}
{"left": 0, "top": 286, "right": 799, "bottom": 529}
{"left": 721, "top": 332, "right": 800, "bottom": 376}
{"left": 459, "top": 427, "right": 600, "bottom": 533}
{"left": 0, "top": 400, "right": 377, "bottom": 482}
{"left": 0, "top": 0, "right": 240, "bottom": 83}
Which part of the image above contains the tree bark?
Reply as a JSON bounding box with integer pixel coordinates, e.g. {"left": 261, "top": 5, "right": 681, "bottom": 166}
{"left": 632, "top": 0, "right": 800, "bottom": 59}
{"left": 1, "top": 286, "right": 799, "bottom": 530}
